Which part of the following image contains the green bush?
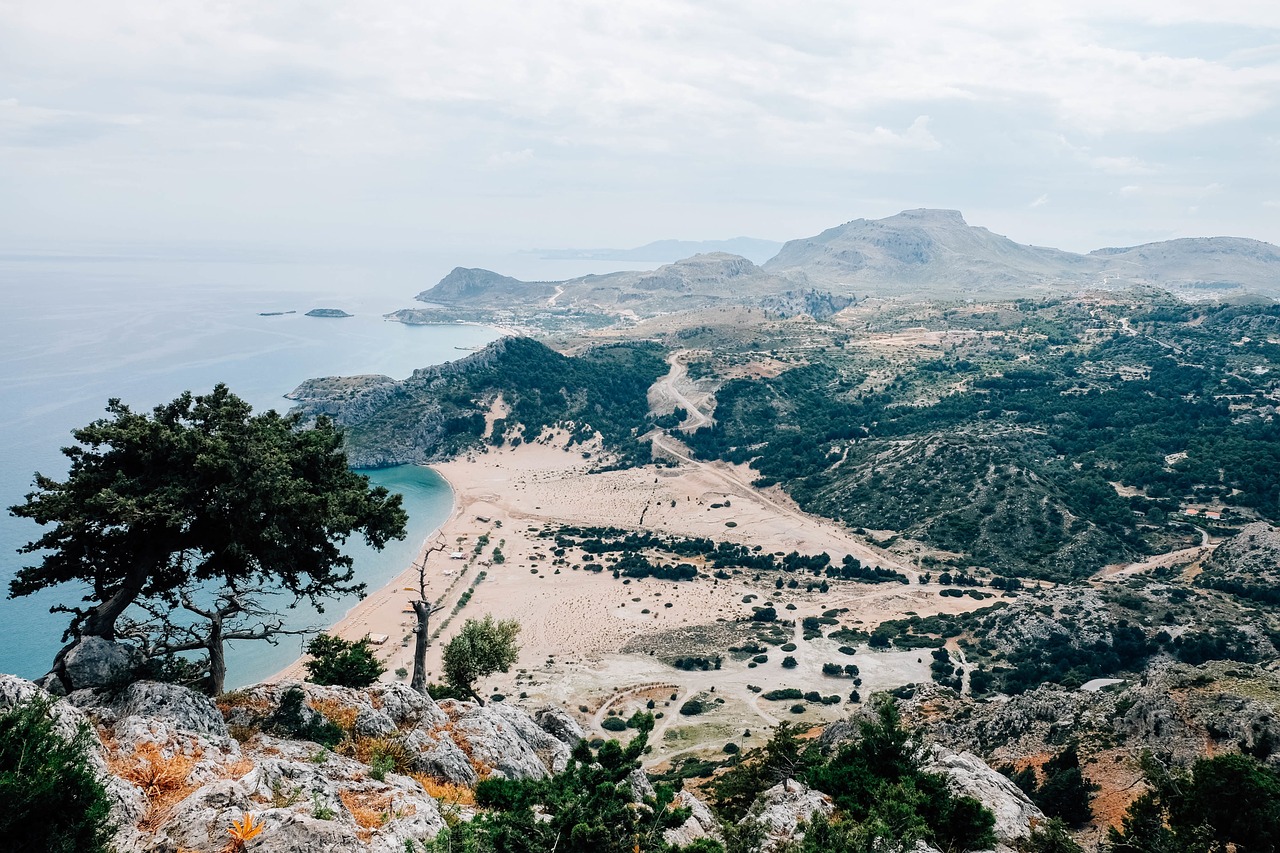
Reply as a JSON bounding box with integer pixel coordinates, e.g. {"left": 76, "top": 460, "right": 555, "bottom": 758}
{"left": 266, "top": 688, "right": 343, "bottom": 747}
{"left": 679, "top": 699, "right": 706, "bottom": 716}
{"left": 781, "top": 655, "right": 798, "bottom": 669}
{"left": 0, "top": 696, "right": 116, "bottom": 853}
{"left": 303, "top": 634, "right": 385, "bottom": 688}
{"left": 601, "top": 716, "right": 628, "bottom": 732}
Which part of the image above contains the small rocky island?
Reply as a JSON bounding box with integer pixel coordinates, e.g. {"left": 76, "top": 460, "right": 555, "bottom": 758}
{"left": 305, "top": 308, "right": 353, "bottom": 318}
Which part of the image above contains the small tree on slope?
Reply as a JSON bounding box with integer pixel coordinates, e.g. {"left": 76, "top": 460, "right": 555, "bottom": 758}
{"left": 442, "top": 614, "right": 521, "bottom": 704}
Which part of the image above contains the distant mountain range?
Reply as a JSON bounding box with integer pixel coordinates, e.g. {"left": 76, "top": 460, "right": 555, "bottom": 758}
{"left": 763, "top": 209, "right": 1280, "bottom": 299}
{"left": 404, "top": 210, "right": 1279, "bottom": 322}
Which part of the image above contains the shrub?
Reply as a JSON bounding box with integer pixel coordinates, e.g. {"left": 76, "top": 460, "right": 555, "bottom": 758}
{"left": 0, "top": 696, "right": 116, "bottom": 853}
{"left": 679, "top": 699, "right": 706, "bottom": 716}
{"left": 303, "top": 634, "right": 385, "bottom": 688}
{"left": 780, "top": 642, "right": 797, "bottom": 652}
{"left": 789, "top": 704, "right": 806, "bottom": 714}
{"left": 267, "top": 688, "right": 343, "bottom": 747}
{"left": 601, "top": 717, "right": 628, "bottom": 732}
{"left": 781, "top": 656, "right": 798, "bottom": 669}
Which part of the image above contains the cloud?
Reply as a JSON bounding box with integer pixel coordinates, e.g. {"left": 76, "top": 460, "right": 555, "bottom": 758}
{"left": 1090, "top": 155, "right": 1158, "bottom": 175}
{"left": 1030, "top": 194, "right": 1050, "bottom": 208}
{"left": 483, "top": 149, "right": 535, "bottom": 170}
{"left": 0, "top": 1, "right": 1276, "bottom": 250}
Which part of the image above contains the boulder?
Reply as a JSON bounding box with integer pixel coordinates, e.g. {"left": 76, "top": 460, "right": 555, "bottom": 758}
{"left": 664, "top": 789, "right": 721, "bottom": 847}
{"left": 369, "top": 683, "right": 447, "bottom": 729}
{"left": 49, "top": 637, "right": 144, "bottom": 693}
{"left": 922, "top": 745, "right": 1043, "bottom": 843}
{"left": 112, "top": 680, "right": 230, "bottom": 740}
{"left": 750, "top": 779, "right": 833, "bottom": 850}
{"left": 627, "top": 767, "right": 657, "bottom": 801}
{"left": 535, "top": 707, "right": 585, "bottom": 746}
{"left": 441, "top": 699, "right": 573, "bottom": 779}
{"left": 404, "top": 728, "right": 478, "bottom": 786}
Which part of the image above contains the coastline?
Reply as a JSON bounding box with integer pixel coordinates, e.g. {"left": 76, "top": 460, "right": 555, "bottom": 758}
{"left": 266, "top": 464, "right": 462, "bottom": 684}
{"left": 270, "top": 435, "right": 987, "bottom": 712}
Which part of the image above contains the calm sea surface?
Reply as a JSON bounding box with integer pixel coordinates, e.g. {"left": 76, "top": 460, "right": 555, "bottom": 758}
{"left": 0, "top": 248, "right": 655, "bottom": 686}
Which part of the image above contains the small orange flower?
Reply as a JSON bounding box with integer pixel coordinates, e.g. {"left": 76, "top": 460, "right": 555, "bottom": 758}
{"left": 227, "top": 812, "right": 265, "bottom": 850}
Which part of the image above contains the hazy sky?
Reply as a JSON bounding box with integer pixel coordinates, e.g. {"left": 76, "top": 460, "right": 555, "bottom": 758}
{"left": 2, "top": 1, "right": 1278, "bottom": 255}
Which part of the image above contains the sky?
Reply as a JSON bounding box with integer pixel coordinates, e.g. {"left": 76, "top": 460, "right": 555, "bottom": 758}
{"left": 1, "top": 1, "right": 1278, "bottom": 256}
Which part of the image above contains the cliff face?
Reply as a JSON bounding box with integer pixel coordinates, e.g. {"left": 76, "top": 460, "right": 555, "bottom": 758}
{"left": 288, "top": 337, "right": 668, "bottom": 468}
{"left": 286, "top": 339, "right": 516, "bottom": 468}
{"left": 2, "top": 669, "right": 1056, "bottom": 853}
{"left": 1198, "top": 522, "right": 1280, "bottom": 605}
{"left": 0, "top": 674, "right": 584, "bottom": 853}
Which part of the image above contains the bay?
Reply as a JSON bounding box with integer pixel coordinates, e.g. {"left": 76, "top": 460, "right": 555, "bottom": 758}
{"left": 0, "top": 248, "right": 659, "bottom": 685}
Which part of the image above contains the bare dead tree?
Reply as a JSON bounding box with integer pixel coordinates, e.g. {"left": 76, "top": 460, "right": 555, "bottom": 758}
{"left": 119, "top": 584, "right": 315, "bottom": 695}
{"left": 410, "top": 537, "right": 448, "bottom": 693}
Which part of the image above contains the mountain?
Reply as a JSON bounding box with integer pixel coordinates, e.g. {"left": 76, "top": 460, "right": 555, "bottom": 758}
{"left": 536, "top": 237, "right": 783, "bottom": 265}
{"left": 417, "top": 267, "right": 558, "bottom": 305}
{"left": 410, "top": 211, "right": 1279, "bottom": 327}
{"left": 1091, "top": 237, "right": 1280, "bottom": 293}
{"left": 764, "top": 209, "right": 1280, "bottom": 299}
{"left": 412, "top": 252, "right": 838, "bottom": 317}
{"left": 763, "top": 209, "right": 1097, "bottom": 297}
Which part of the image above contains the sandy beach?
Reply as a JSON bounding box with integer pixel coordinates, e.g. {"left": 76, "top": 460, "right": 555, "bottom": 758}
{"left": 270, "top": 431, "right": 999, "bottom": 763}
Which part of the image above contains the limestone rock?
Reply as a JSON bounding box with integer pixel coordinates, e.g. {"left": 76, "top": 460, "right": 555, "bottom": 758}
{"left": 113, "top": 680, "right": 230, "bottom": 740}
{"left": 750, "top": 779, "right": 834, "bottom": 850}
{"left": 441, "top": 699, "right": 573, "bottom": 778}
{"left": 535, "top": 706, "right": 585, "bottom": 746}
{"left": 56, "top": 637, "right": 144, "bottom": 692}
{"left": 369, "top": 683, "right": 448, "bottom": 729}
{"left": 404, "top": 728, "right": 478, "bottom": 786}
{"left": 923, "top": 745, "right": 1043, "bottom": 843}
{"left": 627, "top": 767, "right": 657, "bottom": 801}
{"left": 664, "top": 789, "right": 721, "bottom": 847}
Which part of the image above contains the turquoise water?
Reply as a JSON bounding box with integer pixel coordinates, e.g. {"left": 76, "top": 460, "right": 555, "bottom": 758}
{"left": 1, "top": 248, "right": 660, "bottom": 685}
{"left": 0, "top": 252, "right": 499, "bottom": 685}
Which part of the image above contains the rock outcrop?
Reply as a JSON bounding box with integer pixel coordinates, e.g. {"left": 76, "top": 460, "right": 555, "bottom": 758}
{"left": 1198, "top": 522, "right": 1280, "bottom": 606}
{"left": 39, "top": 636, "right": 144, "bottom": 695}
{"left": 923, "top": 745, "right": 1044, "bottom": 844}
{"left": 748, "top": 779, "right": 834, "bottom": 851}
{"left": 1, "top": 675, "right": 599, "bottom": 853}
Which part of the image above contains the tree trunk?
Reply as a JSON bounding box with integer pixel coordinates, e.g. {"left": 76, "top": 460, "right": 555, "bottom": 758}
{"left": 82, "top": 565, "right": 150, "bottom": 640}
{"left": 410, "top": 600, "right": 431, "bottom": 693}
{"left": 207, "top": 613, "right": 227, "bottom": 696}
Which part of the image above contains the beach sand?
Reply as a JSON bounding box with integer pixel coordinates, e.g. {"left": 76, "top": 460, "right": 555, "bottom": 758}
{"left": 272, "top": 434, "right": 996, "bottom": 764}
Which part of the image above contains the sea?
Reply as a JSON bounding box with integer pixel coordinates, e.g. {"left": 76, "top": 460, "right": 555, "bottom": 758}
{"left": 0, "top": 247, "right": 657, "bottom": 687}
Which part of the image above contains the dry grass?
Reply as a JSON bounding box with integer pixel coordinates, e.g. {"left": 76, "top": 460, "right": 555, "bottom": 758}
{"left": 311, "top": 697, "right": 359, "bottom": 733}
{"left": 411, "top": 774, "right": 476, "bottom": 807}
{"left": 339, "top": 789, "right": 396, "bottom": 829}
{"left": 223, "top": 757, "right": 255, "bottom": 779}
{"left": 216, "top": 691, "right": 273, "bottom": 716}
{"left": 337, "top": 734, "right": 414, "bottom": 775}
{"left": 109, "top": 742, "right": 201, "bottom": 831}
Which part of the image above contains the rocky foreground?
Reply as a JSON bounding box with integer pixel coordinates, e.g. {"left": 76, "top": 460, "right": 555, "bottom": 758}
{"left": 1, "top": 674, "right": 1044, "bottom": 853}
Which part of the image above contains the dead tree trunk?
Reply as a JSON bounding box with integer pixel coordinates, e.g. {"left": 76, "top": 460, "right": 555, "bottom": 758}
{"left": 410, "top": 538, "right": 448, "bottom": 693}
